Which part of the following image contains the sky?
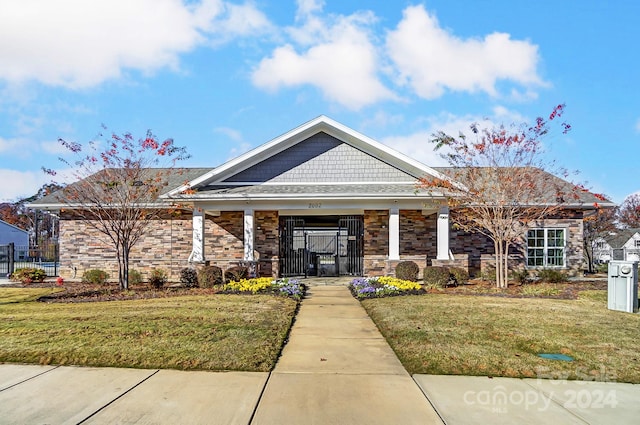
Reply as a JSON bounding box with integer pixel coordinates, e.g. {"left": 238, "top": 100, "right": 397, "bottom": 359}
{"left": 0, "top": 0, "right": 638, "bottom": 204}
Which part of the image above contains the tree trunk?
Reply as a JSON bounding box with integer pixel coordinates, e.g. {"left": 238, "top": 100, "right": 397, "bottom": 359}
{"left": 494, "top": 239, "right": 503, "bottom": 288}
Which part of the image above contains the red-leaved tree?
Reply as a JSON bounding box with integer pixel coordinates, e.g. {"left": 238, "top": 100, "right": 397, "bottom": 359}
{"left": 617, "top": 193, "right": 640, "bottom": 229}
{"left": 421, "top": 105, "right": 590, "bottom": 288}
{"left": 44, "top": 129, "right": 190, "bottom": 289}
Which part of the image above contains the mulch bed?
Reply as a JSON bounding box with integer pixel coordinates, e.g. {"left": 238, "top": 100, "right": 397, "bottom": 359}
{"left": 3, "top": 281, "right": 222, "bottom": 303}
{"left": 427, "top": 279, "right": 607, "bottom": 299}
{"left": 6, "top": 278, "right": 607, "bottom": 302}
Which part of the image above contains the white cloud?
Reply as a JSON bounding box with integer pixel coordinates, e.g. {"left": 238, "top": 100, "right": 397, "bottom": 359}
{"left": 214, "top": 126, "right": 244, "bottom": 143}
{"left": 0, "top": 169, "right": 51, "bottom": 201}
{"left": 635, "top": 118, "right": 640, "bottom": 133}
{"left": 386, "top": 5, "right": 544, "bottom": 99}
{"left": 380, "top": 108, "right": 528, "bottom": 167}
{"left": 0, "top": 0, "right": 272, "bottom": 88}
{"left": 251, "top": 3, "right": 395, "bottom": 110}
{"left": 0, "top": 136, "right": 22, "bottom": 153}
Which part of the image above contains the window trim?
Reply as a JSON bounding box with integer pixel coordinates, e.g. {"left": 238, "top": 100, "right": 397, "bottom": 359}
{"left": 526, "top": 227, "right": 567, "bottom": 268}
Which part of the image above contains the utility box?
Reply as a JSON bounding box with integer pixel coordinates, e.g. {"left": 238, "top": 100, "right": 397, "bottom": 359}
{"left": 608, "top": 261, "right": 639, "bottom": 313}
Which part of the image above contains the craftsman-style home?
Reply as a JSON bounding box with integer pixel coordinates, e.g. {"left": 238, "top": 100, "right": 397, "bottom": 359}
{"left": 33, "top": 116, "right": 608, "bottom": 280}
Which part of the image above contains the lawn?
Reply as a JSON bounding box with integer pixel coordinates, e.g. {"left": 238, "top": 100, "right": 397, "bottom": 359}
{"left": 362, "top": 290, "right": 640, "bottom": 384}
{"left": 0, "top": 289, "right": 297, "bottom": 372}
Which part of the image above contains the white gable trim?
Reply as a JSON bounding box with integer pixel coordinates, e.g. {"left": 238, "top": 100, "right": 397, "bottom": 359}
{"left": 165, "top": 116, "right": 451, "bottom": 197}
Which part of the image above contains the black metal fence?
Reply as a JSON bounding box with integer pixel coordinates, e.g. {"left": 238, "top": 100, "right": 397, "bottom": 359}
{"left": 0, "top": 242, "right": 60, "bottom": 277}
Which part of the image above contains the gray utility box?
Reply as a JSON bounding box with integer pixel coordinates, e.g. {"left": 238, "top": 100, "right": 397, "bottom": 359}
{"left": 608, "top": 261, "right": 639, "bottom": 313}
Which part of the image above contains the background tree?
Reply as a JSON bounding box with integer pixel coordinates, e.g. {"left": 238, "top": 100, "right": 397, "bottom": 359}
{"left": 45, "top": 129, "right": 189, "bottom": 289}
{"left": 617, "top": 193, "right": 640, "bottom": 228}
{"left": 583, "top": 205, "right": 617, "bottom": 273}
{"left": 421, "top": 104, "right": 583, "bottom": 288}
{"left": 1, "top": 183, "right": 62, "bottom": 246}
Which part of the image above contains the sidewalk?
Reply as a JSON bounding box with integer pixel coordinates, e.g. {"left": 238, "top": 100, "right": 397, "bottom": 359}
{"left": 0, "top": 284, "right": 639, "bottom": 424}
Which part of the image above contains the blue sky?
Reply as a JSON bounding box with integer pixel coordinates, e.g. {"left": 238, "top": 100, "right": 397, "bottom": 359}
{"left": 0, "top": 0, "right": 638, "bottom": 203}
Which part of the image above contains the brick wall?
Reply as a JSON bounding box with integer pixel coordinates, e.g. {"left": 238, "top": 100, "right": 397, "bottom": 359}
{"left": 58, "top": 213, "right": 192, "bottom": 281}
{"left": 255, "top": 210, "right": 279, "bottom": 277}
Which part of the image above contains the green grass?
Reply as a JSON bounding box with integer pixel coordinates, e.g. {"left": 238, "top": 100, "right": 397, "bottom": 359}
{"left": 0, "top": 288, "right": 63, "bottom": 304}
{"left": 0, "top": 292, "right": 297, "bottom": 372}
{"left": 362, "top": 291, "right": 640, "bottom": 383}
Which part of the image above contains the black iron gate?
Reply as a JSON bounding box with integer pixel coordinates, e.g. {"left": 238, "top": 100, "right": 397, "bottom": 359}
{"left": 0, "top": 243, "right": 59, "bottom": 278}
{"left": 279, "top": 215, "right": 363, "bottom": 277}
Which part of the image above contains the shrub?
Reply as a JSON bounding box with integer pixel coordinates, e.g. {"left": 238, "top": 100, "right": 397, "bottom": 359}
{"left": 449, "top": 267, "right": 469, "bottom": 285}
{"left": 511, "top": 269, "right": 531, "bottom": 285}
{"left": 129, "top": 269, "right": 143, "bottom": 286}
{"left": 395, "top": 261, "right": 420, "bottom": 282}
{"left": 82, "top": 269, "right": 109, "bottom": 285}
{"left": 198, "top": 265, "right": 223, "bottom": 288}
{"left": 149, "top": 268, "right": 168, "bottom": 289}
{"left": 423, "top": 267, "right": 451, "bottom": 289}
{"left": 10, "top": 268, "right": 47, "bottom": 284}
{"left": 180, "top": 268, "right": 199, "bottom": 287}
{"left": 537, "top": 269, "right": 568, "bottom": 283}
{"left": 224, "top": 266, "right": 248, "bottom": 282}
{"left": 521, "top": 284, "right": 562, "bottom": 297}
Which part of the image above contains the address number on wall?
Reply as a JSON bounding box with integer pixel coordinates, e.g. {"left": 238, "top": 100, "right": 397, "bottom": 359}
{"left": 308, "top": 202, "right": 322, "bottom": 209}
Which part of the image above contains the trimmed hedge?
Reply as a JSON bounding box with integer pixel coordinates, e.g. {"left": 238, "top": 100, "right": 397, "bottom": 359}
{"left": 395, "top": 261, "right": 420, "bottom": 282}
{"left": 198, "top": 265, "right": 223, "bottom": 288}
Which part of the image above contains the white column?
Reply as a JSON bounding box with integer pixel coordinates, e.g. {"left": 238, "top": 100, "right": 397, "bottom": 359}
{"left": 437, "top": 206, "right": 450, "bottom": 260}
{"left": 244, "top": 209, "right": 255, "bottom": 261}
{"left": 389, "top": 207, "right": 400, "bottom": 260}
{"left": 189, "top": 208, "right": 205, "bottom": 263}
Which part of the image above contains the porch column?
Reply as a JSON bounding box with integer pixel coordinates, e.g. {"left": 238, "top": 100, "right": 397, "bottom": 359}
{"left": 244, "top": 209, "right": 255, "bottom": 261}
{"left": 389, "top": 207, "right": 400, "bottom": 260}
{"left": 437, "top": 206, "right": 450, "bottom": 260}
{"left": 189, "top": 208, "right": 205, "bottom": 263}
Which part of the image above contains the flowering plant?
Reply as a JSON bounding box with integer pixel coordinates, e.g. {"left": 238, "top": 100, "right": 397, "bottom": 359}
{"left": 349, "top": 276, "right": 423, "bottom": 299}
{"left": 224, "top": 277, "right": 304, "bottom": 300}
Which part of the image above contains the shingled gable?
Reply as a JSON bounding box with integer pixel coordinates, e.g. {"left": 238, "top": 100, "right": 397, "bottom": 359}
{"left": 164, "top": 115, "right": 451, "bottom": 199}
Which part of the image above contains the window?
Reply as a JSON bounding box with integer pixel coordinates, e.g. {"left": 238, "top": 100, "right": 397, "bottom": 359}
{"left": 634, "top": 240, "right": 640, "bottom": 248}
{"left": 527, "top": 228, "right": 566, "bottom": 267}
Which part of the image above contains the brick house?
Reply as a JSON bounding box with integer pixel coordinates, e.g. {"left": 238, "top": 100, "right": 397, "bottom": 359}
{"left": 33, "top": 116, "right": 608, "bottom": 280}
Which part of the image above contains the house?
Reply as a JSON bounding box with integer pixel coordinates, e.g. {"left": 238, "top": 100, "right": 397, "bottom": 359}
{"left": 592, "top": 229, "right": 640, "bottom": 263}
{"left": 0, "top": 219, "right": 29, "bottom": 261}
{"left": 31, "top": 116, "right": 609, "bottom": 280}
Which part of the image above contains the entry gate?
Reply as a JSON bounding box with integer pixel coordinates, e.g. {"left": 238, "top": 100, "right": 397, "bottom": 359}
{"left": 279, "top": 216, "right": 363, "bottom": 277}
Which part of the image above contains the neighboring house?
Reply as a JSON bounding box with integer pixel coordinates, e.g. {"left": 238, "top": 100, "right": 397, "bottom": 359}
{"left": 592, "top": 229, "right": 640, "bottom": 263}
{"left": 31, "top": 116, "right": 610, "bottom": 280}
{"left": 0, "top": 220, "right": 29, "bottom": 261}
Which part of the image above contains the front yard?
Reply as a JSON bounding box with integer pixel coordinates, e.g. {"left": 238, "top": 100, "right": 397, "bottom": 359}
{"left": 361, "top": 290, "right": 640, "bottom": 383}
{"left": 0, "top": 288, "right": 297, "bottom": 372}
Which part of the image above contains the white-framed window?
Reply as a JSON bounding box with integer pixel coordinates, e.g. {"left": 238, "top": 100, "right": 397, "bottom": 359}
{"left": 527, "top": 228, "right": 566, "bottom": 267}
{"left": 595, "top": 241, "right": 606, "bottom": 249}
{"left": 634, "top": 240, "right": 640, "bottom": 248}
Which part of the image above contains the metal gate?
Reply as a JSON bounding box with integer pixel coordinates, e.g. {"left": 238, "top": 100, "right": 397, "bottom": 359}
{"left": 279, "top": 215, "right": 363, "bottom": 277}
{"left": 0, "top": 243, "right": 59, "bottom": 278}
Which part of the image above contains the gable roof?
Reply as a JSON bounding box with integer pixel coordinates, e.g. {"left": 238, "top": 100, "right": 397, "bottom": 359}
{"left": 0, "top": 219, "right": 28, "bottom": 234}
{"left": 604, "top": 228, "right": 640, "bottom": 248}
{"left": 165, "top": 115, "right": 450, "bottom": 198}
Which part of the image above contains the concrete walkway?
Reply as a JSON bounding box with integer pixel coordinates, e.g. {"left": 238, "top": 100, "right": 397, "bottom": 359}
{"left": 1, "top": 284, "right": 639, "bottom": 424}
{"left": 250, "top": 285, "right": 443, "bottom": 424}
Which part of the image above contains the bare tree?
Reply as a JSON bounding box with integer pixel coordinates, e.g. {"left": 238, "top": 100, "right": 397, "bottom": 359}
{"left": 583, "top": 205, "right": 617, "bottom": 273}
{"left": 421, "top": 105, "right": 586, "bottom": 288}
{"left": 617, "top": 193, "right": 640, "bottom": 229}
{"left": 45, "top": 129, "right": 189, "bottom": 289}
